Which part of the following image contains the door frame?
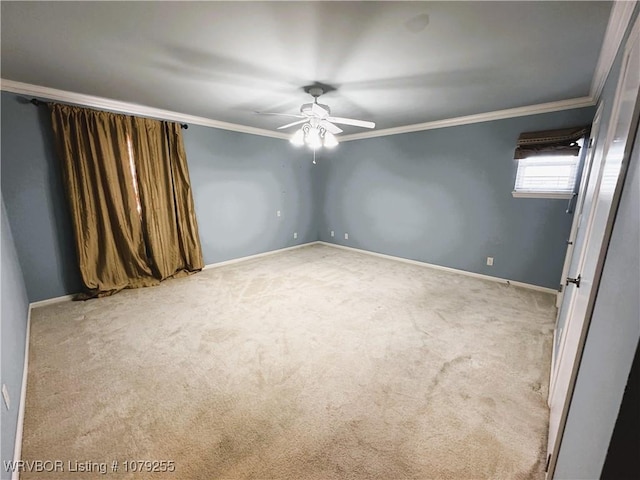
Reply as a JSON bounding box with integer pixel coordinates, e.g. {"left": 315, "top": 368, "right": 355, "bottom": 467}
{"left": 546, "top": 14, "right": 640, "bottom": 477}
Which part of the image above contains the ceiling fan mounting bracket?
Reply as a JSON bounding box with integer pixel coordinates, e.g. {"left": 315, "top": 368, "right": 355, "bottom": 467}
{"left": 306, "top": 87, "right": 325, "bottom": 99}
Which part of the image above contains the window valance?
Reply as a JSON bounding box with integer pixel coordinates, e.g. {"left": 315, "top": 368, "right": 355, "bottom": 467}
{"left": 513, "top": 126, "right": 590, "bottom": 159}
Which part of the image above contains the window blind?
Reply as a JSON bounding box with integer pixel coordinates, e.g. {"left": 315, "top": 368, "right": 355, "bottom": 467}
{"left": 514, "top": 156, "right": 580, "bottom": 193}
{"left": 514, "top": 126, "right": 589, "bottom": 159}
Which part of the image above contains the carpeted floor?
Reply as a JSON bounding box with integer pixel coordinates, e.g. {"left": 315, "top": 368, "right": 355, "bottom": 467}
{"left": 20, "top": 244, "right": 555, "bottom": 479}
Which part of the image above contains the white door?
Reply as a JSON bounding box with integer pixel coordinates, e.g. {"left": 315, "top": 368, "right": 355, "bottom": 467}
{"left": 547, "top": 16, "right": 640, "bottom": 477}
{"left": 550, "top": 105, "right": 602, "bottom": 383}
{"left": 554, "top": 105, "right": 602, "bottom": 311}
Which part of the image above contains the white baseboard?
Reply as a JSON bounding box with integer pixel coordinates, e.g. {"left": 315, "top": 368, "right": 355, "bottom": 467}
{"left": 549, "top": 327, "right": 558, "bottom": 408}
{"left": 203, "top": 241, "right": 319, "bottom": 270}
{"left": 317, "top": 241, "right": 558, "bottom": 295}
{"left": 29, "top": 294, "right": 75, "bottom": 309}
{"left": 12, "top": 305, "right": 32, "bottom": 480}
{"left": 27, "top": 241, "right": 555, "bottom": 307}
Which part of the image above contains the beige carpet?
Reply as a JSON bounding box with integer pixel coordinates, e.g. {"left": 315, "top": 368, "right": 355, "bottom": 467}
{"left": 21, "top": 244, "right": 555, "bottom": 479}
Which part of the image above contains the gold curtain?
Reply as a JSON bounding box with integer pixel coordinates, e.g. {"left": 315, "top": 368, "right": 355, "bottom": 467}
{"left": 49, "top": 104, "right": 204, "bottom": 298}
{"left": 129, "top": 117, "right": 204, "bottom": 279}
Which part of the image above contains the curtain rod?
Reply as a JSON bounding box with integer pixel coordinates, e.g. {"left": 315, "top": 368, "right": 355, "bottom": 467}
{"left": 30, "top": 98, "right": 189, "bottom": 129}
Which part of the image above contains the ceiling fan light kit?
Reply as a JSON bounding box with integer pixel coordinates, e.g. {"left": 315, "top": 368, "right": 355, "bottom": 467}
{"left": 289, "top": 121, "right": 339, "bottom": 150}
{"left": 259, "top": 86, "right": 375, "bottom": 152}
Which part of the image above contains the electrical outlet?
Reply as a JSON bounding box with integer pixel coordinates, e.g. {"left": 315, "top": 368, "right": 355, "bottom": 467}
{"left": 2, "top": 384, "right": 10, "bottom": 410}
{"left": 487, "top": 257, "right": 494, "bottom": 266}
{"left": 344, "top": 233, "right": 349, "bottom": 240}
{"left": 330, "top": 230, "right": 334, "bottom": 237}
{"left": 293, "top": 232, "right": 298, "bottom": 239}
{"left": 277, "top": 210, "right": 281, "bottom": 217}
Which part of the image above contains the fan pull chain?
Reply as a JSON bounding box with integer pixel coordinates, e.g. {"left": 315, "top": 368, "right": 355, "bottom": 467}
{"left": 313, "top": 149, "right": 316, "bottom": 164}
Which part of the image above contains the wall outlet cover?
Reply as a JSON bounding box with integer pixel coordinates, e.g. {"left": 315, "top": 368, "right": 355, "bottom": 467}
{"left": 330, "top": 231, "right": 334, "bottom": 237}
{"left": 293, "top": 232, "right": 298, "bottom": 239}
{"left": 487, "top": 257, "right": 494, "bottom": 266}
{"left": 345, "top": 233, "right": 349, "bottom": 240}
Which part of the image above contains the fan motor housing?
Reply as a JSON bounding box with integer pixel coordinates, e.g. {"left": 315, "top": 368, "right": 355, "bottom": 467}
{"left": 300, "top": 103, "right": 331, "bottom": 116}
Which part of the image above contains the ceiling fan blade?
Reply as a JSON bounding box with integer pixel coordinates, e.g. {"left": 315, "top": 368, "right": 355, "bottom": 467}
{"left": 320, "top": 120, "right": 343, "bottom": 134}
{"left": 254, "top": 111, "right": 305, "bottom": 119}
{"left": 311, "top": 103, "right": 329, "bottom": 118}
{"left": 277, "top": 119, "right": 308, "bottom": 130}
{"left": 326, "top": 116, "right": 375, "bottom": 129}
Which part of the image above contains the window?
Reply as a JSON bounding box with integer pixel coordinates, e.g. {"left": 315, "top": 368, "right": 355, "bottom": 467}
{"left": 512, "top": 150, "right": 581, "bottom": 199}
{"left": 511, "top": 128, "right": 586, "bottom": 199}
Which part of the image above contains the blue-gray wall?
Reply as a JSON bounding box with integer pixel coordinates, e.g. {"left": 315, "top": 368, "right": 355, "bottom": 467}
{"left": 317, "top": 108, "right": 595, "bottom": 288}
{"left": 0, "top": 91, "right": 317, "bottom": 301}
{"left": 1, "top": 197, "right": 30, "bottom": 478}
{"left": 184, "top": 126, "right": 316, "bottom": 263}
{"left": 0, "top": 93, "right": 81, "bottom": 302}
{"left": 0, "top": 87, "right": 596, "bottom": 298}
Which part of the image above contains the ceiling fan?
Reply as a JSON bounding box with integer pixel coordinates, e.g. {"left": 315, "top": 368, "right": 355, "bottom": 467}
{"left": 257, "top": 87, "right": 375, "bottom": 149}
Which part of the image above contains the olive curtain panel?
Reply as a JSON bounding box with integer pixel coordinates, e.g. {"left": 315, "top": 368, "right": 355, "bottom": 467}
{"left": 49, "top": 103, "right": 204, "bottom": 298}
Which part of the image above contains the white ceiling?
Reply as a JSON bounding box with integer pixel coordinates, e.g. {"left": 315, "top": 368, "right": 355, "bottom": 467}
{"left": 1, "top": 1, "right": 612, "bottom": 137}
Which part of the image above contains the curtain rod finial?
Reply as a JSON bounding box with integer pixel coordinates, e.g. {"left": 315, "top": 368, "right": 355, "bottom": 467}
{"left": 181, "top": 123, "right": 188, "bottom": 130}
{"left": 30, "top": 98, "right": 42, "bottom": 106}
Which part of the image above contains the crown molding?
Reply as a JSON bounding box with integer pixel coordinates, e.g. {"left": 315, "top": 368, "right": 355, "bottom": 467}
{"left": 339, "top": 96, "right": 596, "bottom": 142}
{"left": 0, "top": 79, "right": 598, "bottom": 144}
{"left": 0, "top": 79, "right": 289, "bottom": 140}
{"left": 590, "top": 0, "right": 637, "bottom": 102}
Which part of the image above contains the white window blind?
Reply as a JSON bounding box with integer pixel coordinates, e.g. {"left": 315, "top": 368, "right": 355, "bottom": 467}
{"left": 512, "top": 130, "right": 585, "bottom": 199}
{"left": 514, "top": 155, "right": 579, "bottom": 192}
